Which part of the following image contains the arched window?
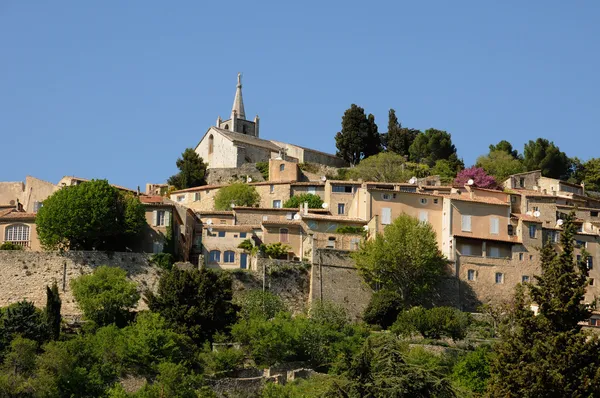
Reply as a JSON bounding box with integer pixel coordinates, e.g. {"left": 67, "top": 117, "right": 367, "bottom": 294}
{"left": 224, "top": 251, "right": 235, "bottom": 263}
{"left": 208, "top": 134, "right": 214, "bottom": 155}
{"left": 223, "top": 124, "right": 229, "bottom": 130}
{"left": 279, "top": 228, "right": 289, "bottom": 243}
{"left": 209, "top": 250, "right": 221, "bottom": 263}
{"left": 5, "top": 224, "right": 30, "bottom": 245}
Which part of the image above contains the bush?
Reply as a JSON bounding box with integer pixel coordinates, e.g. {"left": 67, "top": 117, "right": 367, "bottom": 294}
{"left": 199, "top": 343, "right": 245, "bottom": 376}
{"left": 392, "top": 306, "right": 471, "bottom": 341}
{"left": 237, "top": 290, "right": 286, "bottom": 321}
{"left": 71, "top": 266, "right": 140, "bottom": 327}
{"left": 150, "top": 253, "right": 174, "bottom": 271}
{"left": 283, "top": 194, "right": 323, "bottom": 209}
{"left": 335, "top": 226, "right": 365, "bottom": 235}
{"left": 261, "top": 242, "right": 291, "bottom": 259}
{"left": 362, "top": 290, "right": 404, "bottom": 329}
{"left": 214, "top": 183, "right": 260, "bottom": 210}
{"left": 0, "top": 242, "right": 24, "bottom": 250}
{"left": 255, "top": 162, "right": 269, "bottom": 180}
{"left": 451, "top": 345, "right": 493, "bottom": 394}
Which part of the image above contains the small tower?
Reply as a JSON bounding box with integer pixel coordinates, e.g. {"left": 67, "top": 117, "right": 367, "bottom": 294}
{"left": 231, "top": 73, "right": 246, "bottom": 120}
{"left": 215, "top": 73, "right": 258, "bottom": 137}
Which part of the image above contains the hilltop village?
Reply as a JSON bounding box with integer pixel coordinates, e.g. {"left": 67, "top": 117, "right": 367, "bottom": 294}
{"left": 1, "top": 75, "right": 600, "bottom": 321}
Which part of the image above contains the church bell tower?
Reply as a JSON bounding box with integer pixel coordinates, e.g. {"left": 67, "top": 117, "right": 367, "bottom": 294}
{"left": 216, "top": 73, "right": 260, "bottom": 138}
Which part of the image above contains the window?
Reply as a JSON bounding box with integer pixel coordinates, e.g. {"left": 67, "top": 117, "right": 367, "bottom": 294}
{"left": 419, "top": 211, "right": 428, "bottom": 223}
{"left": 332, "top": 185, "right": 353, "bottom": 193}
{"left": 576, "top": 240, "right": 586, "bottom": 248}
{"left": 280, "top": 164, "right": 285, "bottom": 172}
{"left": 495, "top": 272, "right": 504, "bottom": 284}
{"left": 208, "top": 134, "right": 214, "bottom": 155}
{"left": 337, "top": 203, "right": 345, "bottom": 215}
{"left": 508, "top": 225, "right": 514, "bottom": 236}
{"left": 488, "top": 246, "right": 501, "bottom": 258}
{"left": 588, "top": 257, "right": 594, "bottom": 270}
{"left": 490, "top": 217, "right": 499, "bottom": 235}
{"left": 433, "top": 199, "right": 439, "bottom": 204}
{"left": 270, "top": 185, "right": 275, "bottom": 193}
{"left": 220, "top": 220, "right": 227, "bottom": 225}
{"left": 350, "top": 238, "right": 361, "bottom": 250}
{"left": 461, "top": 215, "right": 472, "bottom": 232}
{"left": 461, "top": 244, "right": 472, "bottom": 256}
{"left": 33, "top": 201, "right": 43, "bottom": 212}
{"left": 532, "top": 206, "right": 539, "bottom": 212}
{"left": 522, "top": 275, "right": 530, "bottom": 283}
{"left": 511, "top": 196, "right": 517, "bottom": 203}
{"left": 279, "top": 228, "right": 289, "bottom": 243}
{"left": 592, "top": 211, "right": 599, "bottom": 217}
{"left": 467, "top": 270, "right": 476, "bottom": 281}
{"left": 529, "top": 225, "right": 537, "bottom": 238}
{"left": 156, "top": 210, "right": 166, "bottom": 226}
{"left": 382, "top": 193, "right": 391, "bottom": 201}
{"left": 152, "top": 241, "right": 164, "bottom": 254}
{"left": 327, "top": 236, "right": 336, "bottom": 248}
{"left": 5, "top": 224, "right": 30, "bottom": 243}
{"left": 224, "top": 251, "right": 235, "bottom": 263}
{"left": 209, "top": 250, "right": 221, "bottom": 262}
{"left": 381, "top": 208, "right": 392, "bottom": 225}
{"left": 519, "top": 177, "right": 525, "bottom": 188}
{"left": 177, "top": 195, "right": 185, "bottom": 202}
{"left": 420, "top": 198, "right": 428, "bottom": 205}
{"left": 153, "top": 210, "right": 169, "bottom": 227}
{"left": 240, "top": 232, "right": 247, "bottom": 238}
{"left": 218, "top": 231, "right": 226, "bottom": 238}
{"left": 590, "top": 278, "right": 595, "bottom": 286}
{"left": 273, "top": 200, "right": 282, "bottom": 209}
{"left": 194, "top": 192, "right": 200, "bottom": 201}
{"left": 307, "top": 186, "right": 316, "bottom": 195}
{"left": 591, "top": 319, "right": 598, "bottom": 327}
{"left": 529, "top": 254, "right": 534, "bottom": 260}
{"left": 519, "top": 253, "right": 524, "bottom": 261}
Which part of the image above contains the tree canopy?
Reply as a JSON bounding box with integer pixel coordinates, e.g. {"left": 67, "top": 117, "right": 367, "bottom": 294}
{"left": 346, "top": 152, "right": 429, "bottom": 182}
{"left": 214, "top": 183, "right": 260, "bottom": 210}
{"left": 352, "top": 213, "right": 447, "bottom": 305}
{"left": 487, "top": 213, "right": 600, "bottom": 397}
{"left": 476, "top": 150, "right": 526, "bottom": 182}
{"left": 283, "top": 193, "right": 324, "bottom": 209}
{"left": 335, "top": 104, "right": 381, "bottom": 165}
{"left": 36, "top": 180, "right": 146, "bottom": 251}
{"left": 489, "top": 140, "right": 520, "bottom": 159}
{"left": 167, "top": 148, "right": 208, "bottom": 190}
{"left": 408, "top": 128, "right": 463, "bottom": 172}
{"left": 523, "top": 138, "right": 572, "bottom": 180}
{"left": 454, "top": 166, "right": 499, "bottom": 189}
{"left": 384, "top": 109, "right": 419, "bottom": 158}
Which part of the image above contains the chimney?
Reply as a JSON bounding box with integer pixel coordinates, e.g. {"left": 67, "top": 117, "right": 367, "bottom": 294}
{"left": 303, "top": 202, "right": 309, "bottom": 215}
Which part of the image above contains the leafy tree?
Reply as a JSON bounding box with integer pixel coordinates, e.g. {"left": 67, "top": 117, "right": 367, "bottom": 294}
{"left": 255, "top": 161, "right": 269, "bottom": 180}
{"left": 523, "top": 138, "right": 572, "bottom": 180}
{"left": 346, "top": 152, "right": 428, "bottom": 182}
{"left": 392, "top": 307, "right": 471, "bottom": 341}
{"left": 335, "top": 104, "right": 380, "bottom": 165}
{"left": 236, "top": 290, "right": 286, "bottom": 321}
{"left": 451, "top": 345, "right": 492, "bottom": 395}
{"left": 454, "top": 166, "right": 499, "bottom": 189}
{"left": 326, "top": 334, "right": 456, "bottom": 397}
{"left": 0, "top": 337, "right": 38, "bottom": 393}
{"left": 36, "top": 180, "right": 146, "bottom": 251}
{"left": 431, "top": 159, "right": 459, "bottom": 184}
{"left": 214, "top": 183, "right": 260, "bottom": 210}
{"left": 145, "top": 267, "right": 238, "bottom": 344}
{"left": 352, "top": 214, "right": 448, "bottom": 305}
{"left": 476, "top": 150, "right": 525, "bottom": 182}
{"left": 45, "top": 281, "right": 61, "bottom": 341}
{"left": 408, "top": 128, "right": 463, "bottom": 171}
{"left": 2, "top": 300, "right": 49, "bottom": 346}
{"left": 283, "top": 193, "right": 324, "bottom": 209}
{"left": 487, "top": 213, "right": 600, "bottom": 397}
{"left": 262, "top": 242, "right": 291, "bottom": 259}
{"left": 71, "top": 266, "right": 140, "bottom": 327}
{"left": 385, "top": 109, "right": 419, "bottom": 157}
{"left": 167, "top": 148, "right": 208, "bottom": 190}
{"left": 489, "top": 140, "right": 519, "bottom": 159}
{"left": 362, "top": 290, "right": 404, "bottom": 329}
{"left": 573, "top": 157, "right": 600, "bottom": 192}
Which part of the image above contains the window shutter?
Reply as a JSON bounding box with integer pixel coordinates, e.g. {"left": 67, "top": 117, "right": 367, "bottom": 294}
{"left": 490, "top": 217, "right": 499, "bottom": 234}
{"left": 462, "top": 215, "right": 472, "bottom": 232}
{"left": 165, "top": 211, "right": 171, "bottom": 227}
{"left": 419, "top": 211, "right": 428, "bottom": 223}
{"left": 381, "top": 208, "right": 392, "bottom": 225}
{"left": 152, "top": 210, "right": 158, "bottom": 226}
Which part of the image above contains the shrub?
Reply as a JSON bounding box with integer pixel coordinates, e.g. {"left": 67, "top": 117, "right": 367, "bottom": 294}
{"left": 283, "top": 194, "right": 323, "bottom": 209}
{"left": 255, "top": 162, "right": 269, "bottom": 180}
{"left": 237, "top": 290, "right": 286, "bottom": 321}
{"left": 214, "top": 183, "right": 260, "bottom": 210}
{"left": 362, "top": 290, "right": 404, "bottom": 329}
{"left": 199, "top": 343, "right": 245, "bottom": 377}
{"left": 150, "top": 253, "right": 174, "bottom": 271}
{"left": 262, "top": 242, "right": 291, "bottom": 259}
{"left": 392, "top": 306, "right": 471, "bottom": 341}
{"left": 451, "top": 345, "right": 493, "bottom": 394}
{"left": 335, "top": 226, "right": 365, "bottom": 235}
{"left": 0, "top": 242, "right": 24, "bottom": 250}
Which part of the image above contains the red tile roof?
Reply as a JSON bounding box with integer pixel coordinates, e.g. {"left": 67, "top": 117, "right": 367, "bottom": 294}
{"left": 448, "top": 194, "right": 509, "bottom": 206}
{"left": 139, "top": 195, "right": 167, "bottom": 204}
{"left": 0, "top": 211, "right": 36, "bottom": 221}
{"left": 453, "top": 233, "right": 520, "bottom": 244}
{"left": 301, "top": 214, "right": 367, "bottom": 223}
{"left": 511, "top": 213, "right": 543, "bottom": 223}
{"left": 206, "top": 225, "right": 259, "bottom": 232}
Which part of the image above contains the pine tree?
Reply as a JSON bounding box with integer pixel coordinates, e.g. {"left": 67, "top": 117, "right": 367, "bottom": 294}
{"left": 45, "top": 281, "right": 61, "bottom": 340}
{"left": 335, "top": 104, "right": 380, "bottom": 165}
{"left": 386, "top": 109, "right": 418, "bottom": 157}
{"left": 487, "top": 213, "right": 600, "bottom": 397}
{"left": 167, "top": 148, "right": 208, "bottom": 190}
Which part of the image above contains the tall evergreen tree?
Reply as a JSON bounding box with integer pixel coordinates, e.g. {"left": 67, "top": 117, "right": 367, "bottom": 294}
{"left": 45, "top": 282, "right": 61, "bottom": 341}
{"left": 335, "top": 104, "right": 380, "bottom": 165}
{"left": 487, "top": 213, "right": 600, "bottom": 397}
{"left": 167, "top": 148, "right": 208, "bottom": 190}
{"left": 489, "top": 140, "right": 520, "bottom": 159}
{"left": 385, "top": 109, "right": 418, "bottom": 157}
{"left": 523, "top": 138, "right": 572, "bottom": 180}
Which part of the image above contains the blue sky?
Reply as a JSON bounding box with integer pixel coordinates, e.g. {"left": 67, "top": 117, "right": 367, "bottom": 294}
{"left": 1, "top": 1, "right": 598, "bottom": 189}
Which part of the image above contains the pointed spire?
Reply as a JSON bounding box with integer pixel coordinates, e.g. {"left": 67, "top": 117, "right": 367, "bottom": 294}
{"left": 231, "top": 72, "right": 246, "bottom": 120}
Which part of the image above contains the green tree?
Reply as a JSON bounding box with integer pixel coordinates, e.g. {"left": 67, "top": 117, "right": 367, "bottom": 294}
{"left": 36, "top": 180, "right": 146, "bottom": 251}
{"left": 431, "top": 159, "right": 459, "bottom": 184}
{"left": 0, "top": 337, "right": 39, "bottom": 394}
{"left": 451, "top": 345, "right": 492, "bottom": 395}
{"left": 167, "top": 148, "right": 208, "bottom": 190}
{"left": 145, "top": 267, "right": 239, "bottom": 344}
{"left": 385, "top": 109, "right": 419, "bottom": 157}
{"left": 214, "top": 183, "right": 260, "bottom": 210}
{"left": 2, "top": 300, "right": 49, "bottom": 346}
{"left": 71, "top": 266, "right": 140, "bottom": 327}
{"left": 487, "top": 213, "right": 600, "bottom": 397}
{"left": 476, "top": 150, "right": 525, "bottom": 182}
{"left": 523, "top": 138, "right": 572, "bottom": 180}
{"left": 262, "top": 242, "right": 291, "bottom": 259}
{"left": 283, "top": 193, "right": 324, "bottom": 209}
{"left": 237, "top": 290, "right": 286, "bottom": 321}
{"left": 346, "top": 151, "right": 421, "bottom": 182}
{"left": 335, "top": 104, "right": 380, "bottom": 165}
{"left": 392, "top": 306, "right": 471, "bottom": 341}
{"left": 362, "top": 290, "right": 404, "bottom": 329}
{"left": 489, "top": 140, "right": 520, "bottom": 159}
{"left": 352, "top": 214, "right": 448, "bottom": 305}
{"left": 574, "top": 157, "right": 600, "bottom": 192}
{"left": 409, "top": 128, "right": 463, "bottom": 171}
{"left": 45, "top": 281, "right": 61, "bottom": 341}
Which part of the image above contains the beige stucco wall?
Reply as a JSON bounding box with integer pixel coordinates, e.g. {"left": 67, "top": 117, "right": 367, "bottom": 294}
{"left": 262, "top": 224, "right": 303, "bottom": 259}
{"left": 0, "top": 221, "right": 41, "bottom": 251}
{"left": 269, "top": 159, "right": 299, "bottom": 182}
{"left": 450, "top": 200, "right": 511, "bottom": 242}
{"left": 291, "top": 185, "right": 325, "bottom": 200}
{"left": 254, "top": 183, "right": 292, "bottom": 208}
{"left": 203, "top": 228, "right": 254, "bottom": 270}
{"left": 0, "top": 182, "right": 24, "bottom": 206}
{"left": 23, "top": 176, "right": 58, "bottom": 213}
{"left": 195, "top": 129, "right": 239, "bottom": 168}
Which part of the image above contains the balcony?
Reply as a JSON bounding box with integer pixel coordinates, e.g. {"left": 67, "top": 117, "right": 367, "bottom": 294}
{"left": 2, "top": 240, "right": 30, "bottom": 248}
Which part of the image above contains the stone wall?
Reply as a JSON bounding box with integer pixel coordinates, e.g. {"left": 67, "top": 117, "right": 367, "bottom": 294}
{"left": 206, "top": 164, "right": 266, "bottom": 185}
{"left": 0, "top": 251, "right": 161, "bottom": 315}
{"left": 310, "top": 249, "right": 372, "bottom": 320}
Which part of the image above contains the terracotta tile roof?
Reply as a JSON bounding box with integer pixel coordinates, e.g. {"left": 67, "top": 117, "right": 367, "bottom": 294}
{"left": 300, "top": 214, "right": 367, "bottom": 223}
{"left": 0, "top": 211, "right": 36, "bottom": 221}
{"left": 233, "top": 206, "right": 329, "bottom": 213}
{"left": 447, "top": 194, "right": 510, "bottom": 206}
{"left": 368, "top": 187, "right": 439, "bottom": 197}
{"left": 206, "top": 225, "right": 259, "bottom": 232}
{"left": 453, "top": 233, "right": 520, "bottom": 244}
{"left": 197, "top": 211, "right": 235, "bottom": 216}
{"left": 509, "top": 189, "right": 556, "bottom": 198}
{"left": 140, "top": 195, "right": 167, "bottom": 204}
{"left": 0, "top": 209, "right": 13, "bottom": 217}
{"left": 328, "top": 180, "right": 362, "bottom": 185}
{"left": 470, "top": 186, "right": 506, "bottom": 193}
{"left": 171, "top": 180, "right": 295, "bottom": 194}
{"left": 290, "top": 181, "right": 325, "bottom": 186}
{"left": 61, "top": 176, "right": 137, "bottom": 193}
{"left": 262, "top": 220, "right": 303, "bottom": 226}
{"left": 511, "top": 213, "right": 543, "bottom": 223}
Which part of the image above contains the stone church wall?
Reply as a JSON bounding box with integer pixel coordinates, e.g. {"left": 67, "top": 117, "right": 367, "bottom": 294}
{"left": 0, "top": 251, "right": 161, "bottom": 316}
{"left": 195, "top": 131, "right": 239, "bottom": 169}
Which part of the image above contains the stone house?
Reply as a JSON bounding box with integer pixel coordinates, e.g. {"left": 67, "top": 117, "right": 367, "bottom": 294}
{"left": 0, "top": 208, "right": 40, "bottom": 250}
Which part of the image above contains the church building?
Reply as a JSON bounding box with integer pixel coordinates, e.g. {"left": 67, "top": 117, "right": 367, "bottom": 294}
{"left": 194, "top": 74, "right": 346, "bottom": 169}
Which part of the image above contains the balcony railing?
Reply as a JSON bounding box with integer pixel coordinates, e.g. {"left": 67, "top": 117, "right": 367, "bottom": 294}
{"left": 2, "top": 240, "right": 30, "bottom": 248}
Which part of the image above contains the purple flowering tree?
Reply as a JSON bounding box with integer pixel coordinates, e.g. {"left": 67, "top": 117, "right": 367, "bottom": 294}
{"left": 454, "top": 166, "right": 499, "bottom": 189}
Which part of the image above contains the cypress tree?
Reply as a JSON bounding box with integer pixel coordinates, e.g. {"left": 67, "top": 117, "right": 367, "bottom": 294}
{"left": 45, "top": 281, "right": 62, "bottom": 340}
{"left": 487, "top": 213, "right": 600, "bottom": 397}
